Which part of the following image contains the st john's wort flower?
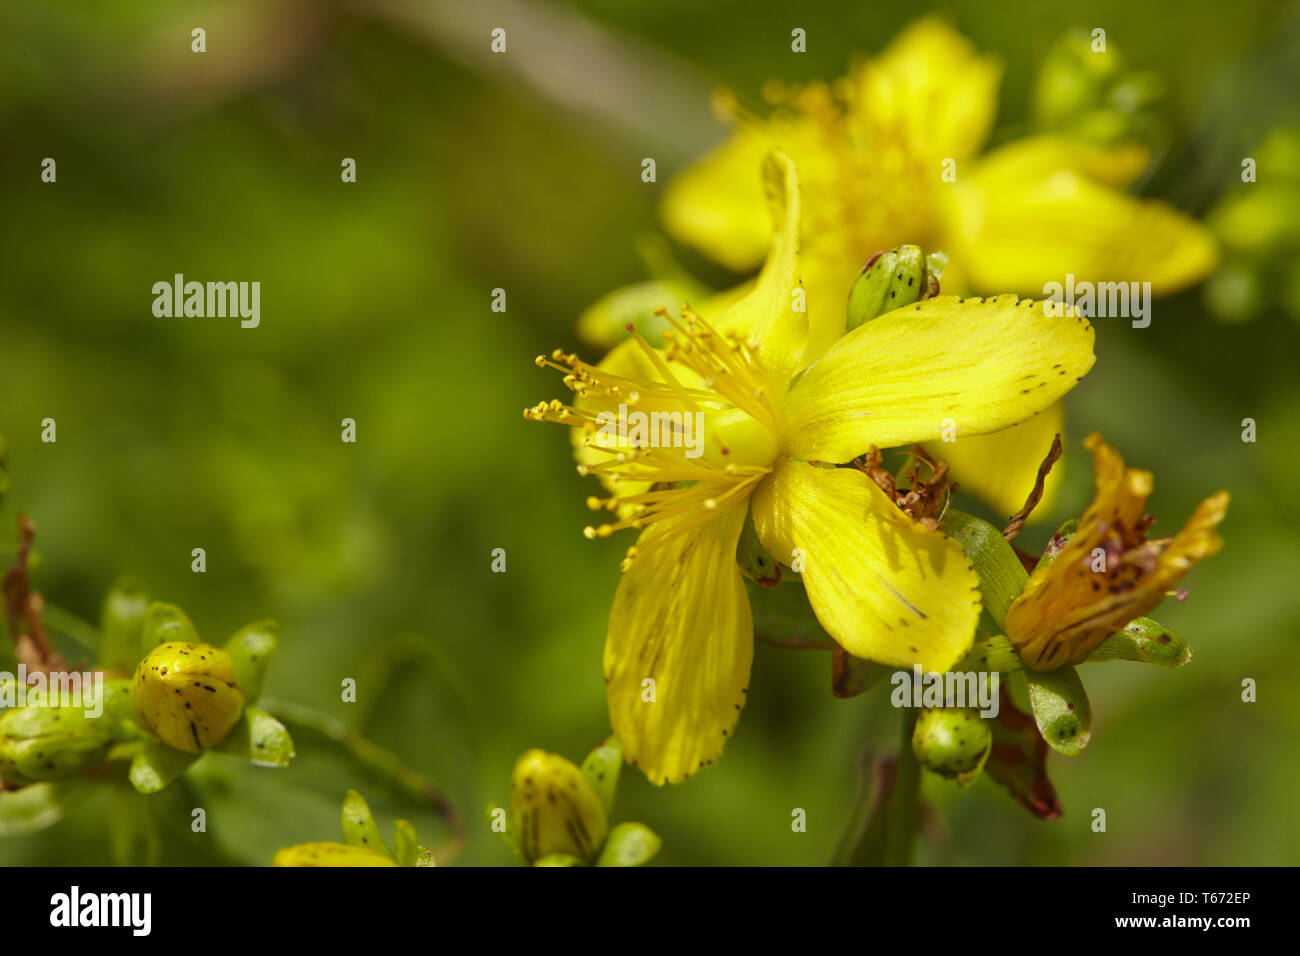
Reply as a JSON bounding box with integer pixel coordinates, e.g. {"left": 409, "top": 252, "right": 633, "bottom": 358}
{"left": 526, "top": 151, "right": 1096, "bottom": 783}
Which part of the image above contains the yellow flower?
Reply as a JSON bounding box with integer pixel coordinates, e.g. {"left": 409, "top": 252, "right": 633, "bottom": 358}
{"left": 527, "top": 152, "right": 1096, "bottom": 784}
{"left": 657, "top": 17, "right": 1217, "bottom": 517}
{"left": 1005, "top": 434, "right": 1228, "bottom": 671}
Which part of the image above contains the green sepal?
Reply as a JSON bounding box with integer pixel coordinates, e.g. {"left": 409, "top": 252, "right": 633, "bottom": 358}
{"left": 341, "top": 788, "right": 394, "bottom": 859}
{"left": 595, "top": 821, "right": 662, "bottom": 867}
{"left": 128, "top": 740, "right": 200, "bottom": 793}
{"left": 580, "top": 735, "right": 622, "bottom": 818}
{"left": 941, "top": 510, "right": 1029, "bottom": 630}
{"left": 486, "top": 803, "right": 521, "bottom": 858}
{"left": 414, "top": 847, "right": 437, "bottom": 867}
{"left": 1033, "top": 518, "right": 1080, "bottom": 573}
{"left": 139, "top": 603, "right": 200, "bottom": 658}
{"left": 223, "top": 620, "right": 278, "bottom": 705}
{"left": 533, "top": 853, "right": 584, "bottom": 867}
{"left": 392, "top": 819, "right": 420, "bottom": 866}
{"left": 1025, "top": 667, "right": 1092, "bottom": 755}
{"left": 953, "top": 633, "right": 1023, "bottom": 673}
{"left": 98, "top": 578, "right": 151, "bottom": 673}
{"left": 213, "top": 706, "right": 294, "bottom": 767}
{"left": 1089, "top": 617, "right": 1191, "bottom": 667}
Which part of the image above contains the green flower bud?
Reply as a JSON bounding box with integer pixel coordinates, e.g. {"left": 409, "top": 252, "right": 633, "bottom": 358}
{"left": 131, "top": 642, "right": 244, "bottom": 752}
{"left": 911, "top": 707, "right": 992, "bottom": 783}
{"left": 0, "top": 705, "right": 113, "bottom": 782}
{"left": 736, "top": 509, "right": 781, "bottom": 586}
{"left": 271, "top": 842, "right": 399, "bottom": 867}
{"left": 510, "top": 749, "right": 608, "bottom": 865}
{"left": 846, "top": 245, "right": 939, "bottom": 331}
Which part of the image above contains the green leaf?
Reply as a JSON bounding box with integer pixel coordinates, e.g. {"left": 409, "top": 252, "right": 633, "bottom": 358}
{"left": 99, "top": 578, "right": 151, "bottom": 673}
{"left": 341, "top": 789, "right": 394, "bottom": 859}
{"left": 214, "top": 707, "right": 294, "bottom": 767}
{"left": 486, "top": 803, "right": 521, "bottom": 858}
{"left": 139, "top": 603, "right": 200, "bottom": 658}
{"left": 0, "top": 781, "right": 90, "bottom": 835}
{"left": 128, "top": 741, "right": 200, "bottom": 793}
{"left": 595, "top": 822, "right": 662, "bottom": 867}
{"left": 580, "top": 735, "right": 622, "bottom": 818}
{"left": 832, "top": 710, "right": 921, "bottom": 866}
{"left": 831, "top": 648, "right": 892, "bottom": 698}
{"left": 984, "top": 685, "right": 1062, "bottom": 819}
{"left": 1088, "top": 617, "right": 1191, "bottom": 667}
{"left": 1025, "top": 667, "right": 1092, "bottom": 755}
{"left": 392, "top": 818, "right": 420, "bottom": 866}
{"left": 746, "top": 578, "right": 836, "bottom": 649}
{"left": 533, "top": 853, "right": 584, "bottom": 867}
{"left": 223, "top": 620, "right": 279, "bottom": 704}
{"left": 940, "top": 510, "right": 1029, "bottom": 630}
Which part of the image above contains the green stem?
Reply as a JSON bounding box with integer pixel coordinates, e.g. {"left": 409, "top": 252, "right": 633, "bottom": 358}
{"left": 834, "top": 707, "right": 924, "bottom": 866}
{"left": 884, "top": 708, "right": 922, "bottom": 866}
{"left": 260, "top": 697, "right": 465, "bottom": 863}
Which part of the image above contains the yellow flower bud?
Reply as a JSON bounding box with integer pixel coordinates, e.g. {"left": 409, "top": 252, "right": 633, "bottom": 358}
{"left": 131, "top": 642, "right": 244, "bottom": 752}
{"left": 510, "top": 749, "right": 608, "bottom": 864}
{"left": 271, "top": 842, "right": 399, "bottom": 867}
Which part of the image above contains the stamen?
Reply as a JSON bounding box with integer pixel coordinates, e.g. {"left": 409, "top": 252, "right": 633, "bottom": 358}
{"left": 528, "top": 318, "right": 780, "bottom": 567}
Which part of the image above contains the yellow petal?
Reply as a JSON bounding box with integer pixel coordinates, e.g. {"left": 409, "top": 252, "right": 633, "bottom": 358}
{"left": 780, "top": 294, "right": 1095, "bottom": 463}
{"left": 849, "top": 16, "right": 1002, "bottom": 164}
{"left": 713, "top": 150, "right": 808, "bottom": 393}
{"left": 604, "top": 499, "right": 752, "bottom": 785}
{"left": 660, "top": 126, "right": 776, "bottom": 272}
{"left": 271, "top": 842, "right": 399, "bottom": 867}
{"left": 1005, "top": 434, "right": 1229, "bottom": 670}
{"left": 751, "top": 458, "right": 979, "bottom": 672}
{"left": 947, "top": 140, "right": 1218, "bottom": 294}
{"left": 926, "top": 403, "right": 1067, "bottom": 520}
{"left": 960, "top": 135, "right": 1151, "bottom": 189}
{"left": 510, "top": 749, "right": 608, "bottom": 863}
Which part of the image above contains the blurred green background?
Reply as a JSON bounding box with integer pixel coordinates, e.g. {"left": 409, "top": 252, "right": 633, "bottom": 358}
{"left": 1, "top": 0, "right": 1298, "bottom": 865}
